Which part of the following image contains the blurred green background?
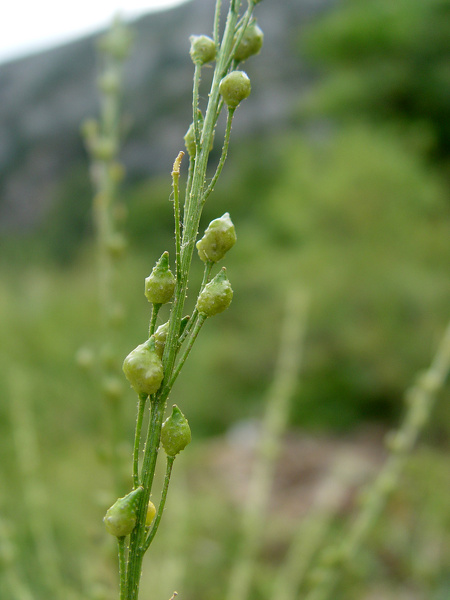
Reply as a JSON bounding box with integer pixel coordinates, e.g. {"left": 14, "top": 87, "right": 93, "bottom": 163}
{"left": 0, "top": 0, "right": 449, "bottom": 598}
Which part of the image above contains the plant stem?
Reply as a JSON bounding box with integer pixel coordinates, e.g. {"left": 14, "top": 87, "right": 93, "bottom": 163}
{"left": 305, "top": 320, "right": 450, "bottom": 600}
{"left": 178, "top": 261, "right": 213, "bottom": 344}
{"left": 132, "top": 394, "right": 148, "bottom": 488}
{"left": 172, "top": 152, "right": 184, "bottom": 280}
{"left": 149, "top": 304, "right": 161, "bottom": 338}
{"left": 226, "top": 290, "right": 308, "bottom": 600}
{"left": 125, "top": 396, "right": 168, "bottom": 600}
{"left": 118, "top": 536, "right": 127, "bottom": 600}
{"left": 143, "top": 455, "right": 176, "bottom": 552}
{"left": 202, "top": 108, "right": 235, "bottom": 203}
{"left": 169, "top": 315, "right": 207, "bottom": 389}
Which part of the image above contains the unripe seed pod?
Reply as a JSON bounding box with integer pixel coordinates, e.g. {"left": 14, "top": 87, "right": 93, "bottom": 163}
{"left": 145, "top": 252, "right": 176, "bottom": 305}
{"left": 123, "top": 338, "right": 164, "bottom": 396}
{"left": 234, "top": 22, "right": 264, "bottom": 63}
{"left": 189, "top": 35, "right": 216, "bottom": 65}
{"left": 184, "top": 122, "right": 197, "bottom": 157}
{"left": 98, "top": 69, "right": 120, "bottom": 95}
{"left": 75, "top": 346, "right": 95, "bottom": 370}
{"left": 196, "top": 212, "right": 237, "bottom": 263}
{"left": 106, "top": 233, "right": 127, "bottom": 258}
{"left": 81, "top": 118, "right": 99, "bottom": 144}
{"left": 146, "top": 500, "right": 157, "bottom": 527}
{"left": 102, "top": 376, "right": 123, "bottom": 402}
{"left": 92, "top": 137, "right": 117, "bottom": 161}
{"left": 161, "top": 405, "right": 192, "bottom": 457}
{"left": 219, "top": 71, "right": 251, "bottom": 109}
{"left": 196, "top": 268, "right": 233, "bottom": 317}
{"left": 103, "top": 487, "right": 143, "bottom": 537}
{"left": 154, "top": 320, "right": 169, "bottom": 359}
{"left": 98, "top": 20, "right": 133, "bottom": 60}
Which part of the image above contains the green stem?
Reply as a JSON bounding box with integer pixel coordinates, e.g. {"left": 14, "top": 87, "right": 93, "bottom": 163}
{"left": 305, "top": 320, "right": 450, "bottom": 600}
{"left": 172, "top": 152, "right": 184, "bottom": 281}
{"left": 148, "top": 304, "right": 161, "bottom": 338}
{"left": 179, "top": 261, "right": 213, "bottom": 345}
{"left": 192, "top": 64, "right": 202, "bottom": 151}
{"left": 226, "top": 290, "right": 308, "bottom": 600}
{"left": 169, "top": 315, "right": 207, "bottom": 389}
{"left": 213, "top": 0, "right": 223, "bottom": 46}
{"left": 132, "top": 394, "right": 148, "bottom": 488}
{"left": 118, "top": 536, "right": 127, "bottom": 600}
{"left": 202, "top": 108, "right": 235, "bottom": 203}
{"left": 143, "top": 455, "right": 176, "bottom": 552}
{"left": 125, "top": 396, "right": 168, "bottom": 600}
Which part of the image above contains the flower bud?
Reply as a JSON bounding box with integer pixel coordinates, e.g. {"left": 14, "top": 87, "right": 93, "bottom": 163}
{"left": 196, "top": 213, "right": 237, "bottom": 263}
{"left": 103, "top": 487, "right": 143, "bottom": 537}
{"left": 196, "top": 268, "right": 233, "bottom": 317}
{"left": 154, "top": 320, "right": 169, "bottom": 359}
{"left": 161, "top": 405, "right": 192, "bottom": 457}
{"left": 145, "top": 252, "right": 176, "bottom": 305}
{"left": 219, "top": 71, "right": 251, "bottom": 109}
{"left": 234, "top": 22, "right": 264, "bottom": 63}
{"left": 146, "top": 500, "right": 157, "bottom": 527}
{"left": 123, "top": 338, "right": 164, "bottom": 396}
{"left": 189, "top": 35, "right": 216, "bottom": 65}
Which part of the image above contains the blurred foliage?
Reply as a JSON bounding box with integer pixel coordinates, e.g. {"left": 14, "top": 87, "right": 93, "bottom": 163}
{"left": 301, "top": 0, "right": 450, "bottom": 162}
{"left": 1, "top": 1, "right": 450, "bottom": 596}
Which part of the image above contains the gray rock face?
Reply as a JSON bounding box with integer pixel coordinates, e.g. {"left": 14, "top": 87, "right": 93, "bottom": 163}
{"left": 0, "top": 0, "right": 332, "bottom": 231}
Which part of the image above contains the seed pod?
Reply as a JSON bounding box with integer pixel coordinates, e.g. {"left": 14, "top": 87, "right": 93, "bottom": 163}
{"left": 98, "top": 69, "right": 120, "bottom": 95}
{"left": 234, "top": 22, "right": 264, "bottom": 63}
{"left": 196, "top": 213, "right": 237, "bottom": 263}
{"left": 184, "top": 113, "right": 203, "bottom": 157}
{"left": 196, "top": 268, "right": 233, "bottom": 317}
{"left": 92, "top": 137, "right": 117, "bottom": 161}
{"left": 219, "top": 71, "right": 251, "bottom": 109}
{"left": 145, "top": 252, "right": 176, "bottom": 305}
{"left": 98, "top": 19, "right": 133, "bottom": 60}
{"left": 146, "top": 500, "right": 157, "bottom": 527}
{"left": 103, "top": 487, "right": 144, "bottom": 537}
{"left": 161, "top": 405, "right": 192, "bottom": 457}
{"left": 154, "top": 321, "right": 169, "bottom": 359}
{"left": 123, "top": 338, "right": 164, "bottom": 396}
{"left": 189, "top": 35, "right": 216, "bottom": 65}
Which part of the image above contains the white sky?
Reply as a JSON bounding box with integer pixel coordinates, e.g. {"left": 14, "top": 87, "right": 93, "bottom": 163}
{"left": 0, "top": 0, "right": 189, "bottom": 64}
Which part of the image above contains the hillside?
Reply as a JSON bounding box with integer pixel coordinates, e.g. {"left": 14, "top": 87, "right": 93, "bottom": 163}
{"left": 0, "top": 0, "right": 332, "bottom": 232}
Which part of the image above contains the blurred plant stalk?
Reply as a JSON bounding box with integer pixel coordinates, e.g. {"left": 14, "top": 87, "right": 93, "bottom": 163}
{"left": 305, "top": 320, "right": 450, "bottom": 600}
{"left": 82, "top": 17, "right": 133, "bottom": 494}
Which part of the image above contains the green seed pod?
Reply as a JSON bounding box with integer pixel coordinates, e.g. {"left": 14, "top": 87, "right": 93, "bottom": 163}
{"left": 234, "top": 22, "right": 264, "bottom": 63}
{"left": 154, "top": 320, "right": 169, "bottom": 359}
{"left": 145, "top": 252, "right": 176, "bottom": 305}
{"left": 184, "top": 112, "right": 205, "bottom": 158}
{"left": 106, "top": 233, "right": 127, "bottom": 258}
{"left": 98, "top": 19, "right": 133, "bottom": 60}
{"left": 196, "top": 268, "right": 233, "bottom": 317}
{"left": 146, "top": 500, "right": 157, "bottom": 527}
{"left": 103, "top": 487, "right": 144, "bottom": 537}
{"left": 161, "top": 405, "right": 192, "bottom": 457}
{"left": 92, "top": 137, "right": 117, "bottom": 161}
{"left": 98, "top": 69, "right": 120, "bottom": 95}
{"left": 196, "top": 212, "right": 237, "bottom": 263}
{"left": 219, "top": 71, "right": 251, "bottom": 109}
{"left": 189, "top": 35, "right": 216, "bottom": 65}
{"left": 102, "top": 376, "right": 123, "bottom": 402}
{"left": 123, "top": 338, "right": 164, "bottom": 396}
{"left": 81, "top": 118, "right": 99, "bottom": 144}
